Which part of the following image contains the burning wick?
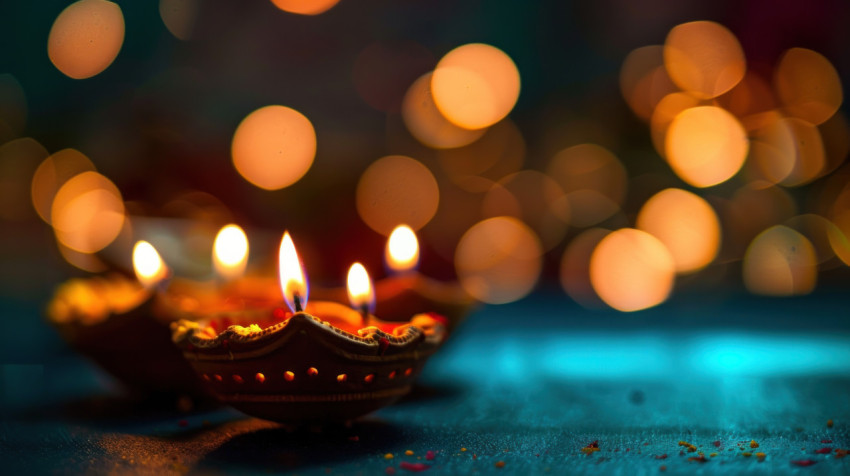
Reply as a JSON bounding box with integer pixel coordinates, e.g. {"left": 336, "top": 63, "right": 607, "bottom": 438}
{"left": 278, "top": 231, "right": 308, "bottom": 314}
{"left": 386, "top": 224, "right": 419, "bottom": 273}
{"left": 132, "top": 240, "right": 168, "bottom": 289}
{"left": 347, "top": 262, "right": 374, "bottom": 327}
{"left": 212, "top": 224, "right": 249, "bottom": 281}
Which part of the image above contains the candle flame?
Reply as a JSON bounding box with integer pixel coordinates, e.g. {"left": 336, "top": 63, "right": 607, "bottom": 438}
{"left": 278, "top": 231, "right": 308, "bottom": 313}
{"left": 213, "top": 224, "right": 249, "bottom": 280}
{"left": 347, "top": 262, "right": 374, "bottom": 314}
{"left": 132, "top": 240, "right": 167, "bottom": 288}
{"left": 386, "top": 224, "right": 419, "bottom": 272}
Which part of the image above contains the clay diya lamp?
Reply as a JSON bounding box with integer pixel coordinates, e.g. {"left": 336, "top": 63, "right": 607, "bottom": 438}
{"left": 170, "top": 232, "right": 448, "bottom": 423}
{"left": 47, "top": 241, "right": 205, "bottom": 396}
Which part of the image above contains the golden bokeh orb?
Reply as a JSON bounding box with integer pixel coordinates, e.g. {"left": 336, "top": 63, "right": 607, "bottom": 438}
{"left": 455, "top": 216, "right": 542, "bottom": 304}
{"left": 402, "top": 72, "right": 486, "bottom": 149}
{"left": 231, "top": 105, "right": 316, "bottom": 190}
{"left": 665, "top": 106, "right": 748, "bottom": 187}
{"left": 637, "top": 188, "right": 720, "bottom": 274}
{"left": 51, "top": 171, "right": 125, "bottom": 253}
{"left": 270, "top": 0, "right": 341, "bottom": 15}
{"left": 356, "top": 155, "right": 439, "bottom": 235}
{"left": 589, "top": 228, "right": 675, "bottom": 312}
{"left": 48, "top": 0, "right": 125, "bottom": 79}
{"left": 431, "top": 43, "right": 520, "bottom": 130}
{"left": 663, "top": 21, "right": 746, "bottom": 98}
{"left": 743, "top": 225, "right": 817, "bottom": 296}
{"left": 775, "top": 47, "right": 843, "bottom": 126}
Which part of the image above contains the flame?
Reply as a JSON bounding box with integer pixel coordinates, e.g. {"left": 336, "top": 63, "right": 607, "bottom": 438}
{"left": 347, "top": 262, "right": 374, "bottom": 314}
{"left": 386, "top": 224, "right": 419, "bottom": 272}
{"left": 278, "top": 231, "right": 308, "bottom": 313}
{"left": 132, "top": 240, "right": 167, "bottom": 288}
{"left": 213, "top": 224, "right": 249, "bottom": 280}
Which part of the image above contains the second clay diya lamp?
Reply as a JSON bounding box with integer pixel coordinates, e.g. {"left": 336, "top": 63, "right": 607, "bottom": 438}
{"left": 170, "top": 232, "right": 447, "bottom": 423}
{"left": 47, "top": 241, "right": 206, "bottom": 396}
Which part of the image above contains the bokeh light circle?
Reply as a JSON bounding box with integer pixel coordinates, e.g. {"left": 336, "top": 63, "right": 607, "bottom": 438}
{"left": 482, "top": 170, "right": 569, "bottom": 251}
{"left": 48, "top": 0, "right": 125, "bottom": 79}
{"left": 159, "top": 0, "right": 199, "bottom": 40}
{"left": 560, "top": 228, "right": 610, "bottom": 309}
{"left": 455, "top": 216, "right": 542, "bottom": 304}
{"left": 637, "top": 188, "right": 720, "bottom": 274}
{"left": 51, "top": 171, "right": 125, "bottom": 253}
{"left": 663, "top": 21, "right": 746, "bottom": 98}
{"left": 31, "top": 148, "right": 96, "bottom": 224}
{"left": 665, "top": 106, "right": 748, "bottom": 187}
{"left": 546, "top": 144, "right": 627, "bottom": 227}
{"left": 590, "top": 228, "right": 675, "bottom": 312}
{"left": 774, "top": 48, "right": 843, "bottom": 126}
{"left": 431, "top": 43, "right": 520, "bottom": 130}
{"left": 356, "top": 155, "right": 439, "bottom": 235}
{"left": 620, "top": 45, "right": 677, "bottom": 121}
{"left": 270, "top": 0, "right": 340, "bottom": 15}
{"left": 742, "top": 225, "right": 817, "bottom": 296}
{"left": 231, "top": 105, "right": 316, "bottom": 190}
{"left": 402, "top": 72, "right": 486, "bottom": 149}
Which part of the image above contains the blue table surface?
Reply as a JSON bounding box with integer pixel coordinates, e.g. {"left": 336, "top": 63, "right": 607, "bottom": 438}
{"left": 1, "top": 289, "right": 849, "bottom": 475}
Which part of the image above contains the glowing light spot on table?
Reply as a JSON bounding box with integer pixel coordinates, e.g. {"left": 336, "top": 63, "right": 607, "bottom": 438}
{"left": 402, "top": 72, "right": 485, "bottom": 149}
{"left": 546, "top": 144, "right": 627, "bottom": 227}
{"left": 665, "top": 106, "right": 748, "bottom": 187}
{"left": 48, "top": 0, "right": 125, "bottom": 79}
{"left": 356, "top": 155, "right": 439, "bottom": 235}
{"left": 455, "top": 217, "right": 542, "bottom": 304}
{"left": 0, "top": 138, "right": 48, "bottom": 221}
{"left": 270, "top": 0, "right": 340, "bottom": 15}
{"left": 619, "top": 45, "right": 677, "bottom": 121}
{"left": 560, "top": 228, "right": 610, "bottom": 310}
{"left": 637, "top": 188, "right": 720, "bottom": 274}
{"left": 743, "top": 225, "right": 816, "bottom": 296}
{"left": 774, "top": 48, "right": 843, "bottom": 126}
{"left": 431, "top": 43, "right": 520, "bottom": 130}
{"left": 590, "top": 228, "right": 675, "bottom": 312}
{"left": 231, "top": 105, "right": 316, "bottom": 190}
{"left": 51, "top": 171, "right": 125, "bottom": 254}
{"left": 159, "top": 0, "right": 199, "bottom": 40}
{"left": 663, "top": 21, "right": 746, "bottom": 98}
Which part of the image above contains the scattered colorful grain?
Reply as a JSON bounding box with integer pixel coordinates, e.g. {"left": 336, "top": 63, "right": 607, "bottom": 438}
{"left": 821, "top": 439, "right": 832, "bottom": 444}
{"left": 384, "top": 453, "right": 394, "bottom": 460}
{"left": 750, "top": 440, "right": 759, "bottom": 448}
{"left": 712, "top": 441, "right": 721, "bottom": 448}
{"left": 425, "top": 451, "right": 435, "bottom": 461}
{"left": 678, "top": 441, "right": 697, "bottom": 452}
{"left": 687, "top": 456, "right": 708, "bottom": 463}
{"left": 791, "top": 459, "right": 817, "bottom": 467}
{"left": 814, "top": 447, "right": 832, "bottom": 454}
{"left": 659, "top": 465, "right": 666, "bottom": 472}
{"left": 494, "top": 461, "right": 505, "bottom": 469}
{"left": 654, "top": 454, "right": 667, "bottom": 460}
{"left": 405, "top": 450, "right": 414, "bottom": 456}
{"left": 742, "top": 452, "right": 752, "bottom": 457}
{"left": 581, "top": 441, "right": 600, "bottom": 454}
{"left": 827, "top": 419, "right": 834, "bottom": 428}
{"left": 756, "top": 452, "right": 766, "bottom": 461}
{"left": 709, "top": 453, "right": 718, "bottom": 457}
{"left": 834, "top": 449, "right": 848, "bottom": 459}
